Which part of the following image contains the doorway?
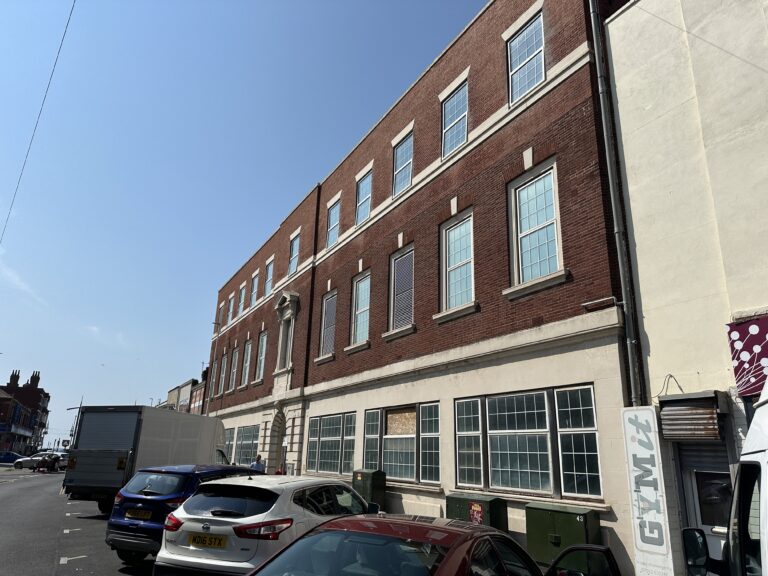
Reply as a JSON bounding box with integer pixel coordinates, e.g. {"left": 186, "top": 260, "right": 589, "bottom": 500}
{"left": 679, "top": 443, "right": 733, "bottom": 560}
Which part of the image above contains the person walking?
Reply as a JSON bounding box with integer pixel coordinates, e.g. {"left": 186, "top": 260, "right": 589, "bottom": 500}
{"left": 250, "top": 454, "right": 266, "bottom": 474}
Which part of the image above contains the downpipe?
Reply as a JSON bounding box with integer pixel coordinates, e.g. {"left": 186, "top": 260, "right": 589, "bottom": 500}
{"left": 588, "top": 0, "right": 645, "bottom": 406}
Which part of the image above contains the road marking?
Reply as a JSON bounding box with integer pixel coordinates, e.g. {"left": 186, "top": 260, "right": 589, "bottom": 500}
{"left": 59, "top": 556, "right": 87, "bottom": 565}
{"left": 65, "top": 512, "right": 81, "bottom": 516}
{"left": 63, "top": 528, "right": 82, "bottom": 534}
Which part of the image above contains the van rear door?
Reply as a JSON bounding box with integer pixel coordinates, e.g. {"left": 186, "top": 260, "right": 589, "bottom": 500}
{"left": 725, "top": 458, "right": 763, "bottom": 575}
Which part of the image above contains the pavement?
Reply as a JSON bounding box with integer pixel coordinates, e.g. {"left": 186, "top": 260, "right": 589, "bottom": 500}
{"left": 0, "top": 469, "right": 154, "bottom": 576}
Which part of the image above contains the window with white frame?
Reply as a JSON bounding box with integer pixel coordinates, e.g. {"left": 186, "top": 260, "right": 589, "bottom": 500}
{"left": 351, "top": 273, "right": 371, "bottom": 345}
{"left": 327, "top": 201, "right": 340, "bottom": 248}
{"left": 227, "top": 295, "right": 235, "bottom": 324}
{"left": 442, "top": 213, "right": 474, "bottom": 310}
{"left": 288, "top": 234, "right": 300, "bottom": 275}
{"left": 393, "top": 133, "right": 413, "bottom": 196}
{"left": 234, "top": 424, "right": 260, "bottom": 465}
{"left": 383, "top": 407, "right": 417, "bottom": 481}
{"left": 209, "top": 360, "right": 218, "bottom": 398}
{"left": 512, "top": 167, "right": 560, "bottom": 284}
{"left": 228, "top": 348, "right": 238, "bottom": 392}
{"left": 217, "top": 354, "right": 227, "bottom": 395}
{"left": 356, "top": 172, "right": 372, "bottom": 225}
{"left": 264, "top": 261, "right": 274, "bottom": 295}
{"left": 364, "top": 410, "right": 381, "bottom": 470}
{"left": 320, "top": 292, "right": 337, "bottom": 357}
{"left": 217, "top": 305, "right": 225, "bottom": 333}
{"left": 364, "top": 404, "right": 440, "bottom": 483}
{"left": 250, "top": 273, "right": 259, "bottom": 306}
{"left": 238, "top": 286, "right": 246, "bottom": 315}
{"left": 456, "top": 399, "right": 483, "bottom": 486}
{"left": 255, "top": 331, "right": 267, "bottom": 381}
{"left": 224, "top": 428, "right": 235, "bottom": 462}
{"left": 442, "top": 82, "right": 468, "bottom": 157}
{"left": 555, "top": 387, "right": 601, "bottom": 496}
{"left": 420, "top": 404, "right": 440, "bottom": 483}
{"left": 342, "top": 413, "right": 356, "bottom": 474}
{"left": 508, "top": 13, "right": 544, "bottom": 103}
{"left": 487, "top": 392, "right": 550, "bottom": 491}
{"left": 241, "top": 340, "right": 252, "bottom": 387}
{"left": 306, "top": 412, "right": 356, "bottom": 474}
{"left": 390, "top": 248, "right": 414, "bottom": 331}
{"left": 455, "top": 386, "right": 602, "bottom": 497}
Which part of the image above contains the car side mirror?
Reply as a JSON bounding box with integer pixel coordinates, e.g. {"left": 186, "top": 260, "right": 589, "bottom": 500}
{"left": 682, "top": 528, "right": 711, "bottom": 576}
{"left": 544, "top": 545, "right": 621, "bottom": 576}
{"left": 367, "top": 502, "right": 380, "bottom": 514}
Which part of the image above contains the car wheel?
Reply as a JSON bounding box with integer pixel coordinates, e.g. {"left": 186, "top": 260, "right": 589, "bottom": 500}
{"left": 116, "top": 550, "right": 147, "bottom": 565}
{"left": 97, "top": 499, "right": 112, "bottom": 514}
{"left": 13, "top": 462, "right": 21, "bottom": 469}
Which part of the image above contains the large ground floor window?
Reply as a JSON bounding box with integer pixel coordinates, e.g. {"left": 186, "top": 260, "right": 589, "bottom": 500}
{"left": 306, "top": 412, "right": 356, "bottom": 474}
{"left": 234, "top": 424, "right": 260, "bottom": 465}
{"left": 456, "top": 385, "right": 602, "bottom": 498}
{"left": 365, "top": 402, "right": 440, "bottom": 484}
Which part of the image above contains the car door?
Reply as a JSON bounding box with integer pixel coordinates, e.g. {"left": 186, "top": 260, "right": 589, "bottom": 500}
{"left": 468, "top": 538, "right": 507, "bottom": 576}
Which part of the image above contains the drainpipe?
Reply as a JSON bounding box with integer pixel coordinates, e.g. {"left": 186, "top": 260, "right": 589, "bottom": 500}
{"left": 588, "top": 0, "right": 645, "bottom": 406}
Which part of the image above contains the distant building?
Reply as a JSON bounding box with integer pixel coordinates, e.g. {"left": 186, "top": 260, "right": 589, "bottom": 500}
{"left": 0, "top": 371, "right": 50, "bottom": 454}
{"left": 165, "top": 378, "right": 198, "bottom": 413}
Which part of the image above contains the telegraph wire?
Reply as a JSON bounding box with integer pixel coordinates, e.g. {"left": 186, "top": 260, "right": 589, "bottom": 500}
{"left": 0, "top": 0, "right": 77, "bottom": 247}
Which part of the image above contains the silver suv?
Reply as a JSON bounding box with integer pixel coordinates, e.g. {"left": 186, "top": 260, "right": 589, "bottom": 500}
{"left": 153, "top": 475, "right": 376, "bottom": 575}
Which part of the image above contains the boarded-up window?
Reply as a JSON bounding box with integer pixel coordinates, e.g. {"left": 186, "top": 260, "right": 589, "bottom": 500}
{"left": 386, "top": 407, "right": 416, "bottom": 436}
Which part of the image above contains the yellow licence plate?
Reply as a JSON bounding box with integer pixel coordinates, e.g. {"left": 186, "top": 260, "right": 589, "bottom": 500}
{"left": 189, "top": 533, "right": 227, "bottom": 549}
{"left": 125, "top": 509, "right": 152, "bottom": 520}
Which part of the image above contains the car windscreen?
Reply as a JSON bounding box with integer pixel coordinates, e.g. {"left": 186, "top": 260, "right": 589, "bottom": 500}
{"left": 123, "top": 472, "right": 187, "bottom": 496}
{"left": 183, "top": 484, "right": 278, "bottom": 518}
{"left": 255, "top": 530, "right": 450, "bottom": 576}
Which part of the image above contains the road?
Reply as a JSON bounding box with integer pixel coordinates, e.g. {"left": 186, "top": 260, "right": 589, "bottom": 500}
{"left": 0, "top": 468, "right": 153, "bottom": 576}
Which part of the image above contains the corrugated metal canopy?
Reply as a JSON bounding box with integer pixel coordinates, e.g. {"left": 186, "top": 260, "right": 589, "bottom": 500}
{"left": 659, "top": 391, "right": 729, "bottom": 442}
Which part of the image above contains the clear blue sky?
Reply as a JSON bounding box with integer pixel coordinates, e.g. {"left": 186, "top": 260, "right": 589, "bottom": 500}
{"left": 0, "top": 0, "right": 484, "bottom": 445}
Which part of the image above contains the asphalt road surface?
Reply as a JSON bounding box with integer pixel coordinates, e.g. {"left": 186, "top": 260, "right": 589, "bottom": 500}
{"left": 0, "top": 468, "right": 153, "bottom": 576}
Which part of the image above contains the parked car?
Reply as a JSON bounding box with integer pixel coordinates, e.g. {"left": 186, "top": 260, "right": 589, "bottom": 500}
{"left": 0, "top": 451, "right": 23, "bottom": 464}
{"left": 106, "top": 464, "right": 253, "bottom": 566}
{"left": 13, "top": 451, "right": 56, "bottom": 469}
{"left": 153, "top": 476, "right": 377, "bottom": 576}
{"left": 247, "top": 514, "right": 621, "bottom": 576}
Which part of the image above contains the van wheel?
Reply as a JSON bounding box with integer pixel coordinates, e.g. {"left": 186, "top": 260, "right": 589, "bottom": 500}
{"left": 116, "top": 550, "right": 147, "bottom": 565}
{"left": 97, "top": 499, "right": 112, "bottom": 514}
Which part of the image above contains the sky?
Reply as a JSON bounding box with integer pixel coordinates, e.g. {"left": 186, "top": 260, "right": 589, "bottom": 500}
{"left": 0, "top": 0, "right": 485, "bottom": 445}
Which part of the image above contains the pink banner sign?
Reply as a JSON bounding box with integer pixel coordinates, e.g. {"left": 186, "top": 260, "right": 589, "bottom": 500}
{"left": 728, "top": 315, "right": 768, "bottom": 397}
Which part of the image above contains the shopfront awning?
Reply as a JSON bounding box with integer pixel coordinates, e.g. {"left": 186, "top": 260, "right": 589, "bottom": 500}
{"left": 727, "top": 315, "right": 768, "bottom": 398}
{"left": 658, "top": 391, "right": 729, "bottom": 442}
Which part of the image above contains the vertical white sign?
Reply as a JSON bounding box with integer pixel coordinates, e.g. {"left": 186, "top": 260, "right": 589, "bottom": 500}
{"left": 622, "top": 407, "right": 675, "bottom": 576}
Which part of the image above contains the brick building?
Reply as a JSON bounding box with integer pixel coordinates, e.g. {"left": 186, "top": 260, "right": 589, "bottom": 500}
{"left": 0, "top": 370, "right": 50, "bottom": 454}
{"left": 205, "top": 0, "right": 636, "bottom": 570}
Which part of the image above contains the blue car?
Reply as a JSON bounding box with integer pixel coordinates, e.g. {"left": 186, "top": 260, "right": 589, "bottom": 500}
{"left": 105, "top": 464, "right": 252, "bottom": 565}
{"left": 0, "top": 451, "right": 23, "bottom": 464}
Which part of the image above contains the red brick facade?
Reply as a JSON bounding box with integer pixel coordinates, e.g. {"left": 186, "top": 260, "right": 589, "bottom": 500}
{"left": 205, "top": 0, "right": 623, "bottom": 413}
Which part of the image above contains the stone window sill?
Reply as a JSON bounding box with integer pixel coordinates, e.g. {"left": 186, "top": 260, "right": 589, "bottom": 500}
{"left": 273, "top": 365, "right": 293, "bottom": 377}
{"left": 432, "top": 301, "right": 479, "bottom": 325}
{"left": 314, "top": 353, "right": 335, "bottom": 366}
{"left": 344, "top": 340, "right": 370, "bottom": 355}
{"left": 251, "top": 379, "right": 264, "bottom": 386}
{"left": 382, "top": 324, "right": 416, "bottom": 342}
{"left": 503, "top": 268, "right": 569, "bottom": 301}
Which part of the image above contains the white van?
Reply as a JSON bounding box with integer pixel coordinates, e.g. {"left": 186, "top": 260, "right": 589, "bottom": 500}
{"left": 683, "top": 391, "right": 765, "bottom": 575}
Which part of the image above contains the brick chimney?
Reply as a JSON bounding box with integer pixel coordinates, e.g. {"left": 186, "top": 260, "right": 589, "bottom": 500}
{"left": 29, "top": 371, "right": 40, "bottom": 388}
{"left": 7, "top": 370, "right": 20, "bottom": 389}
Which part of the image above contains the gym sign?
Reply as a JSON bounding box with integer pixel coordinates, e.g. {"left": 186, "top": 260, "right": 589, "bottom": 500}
{"left": 623, "top": 407, "right": 674, "bottom": 576}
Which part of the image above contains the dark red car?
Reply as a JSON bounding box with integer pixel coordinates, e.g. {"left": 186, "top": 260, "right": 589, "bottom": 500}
{"left": 248, "top": 514, "right": 620, "bottom": 576}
